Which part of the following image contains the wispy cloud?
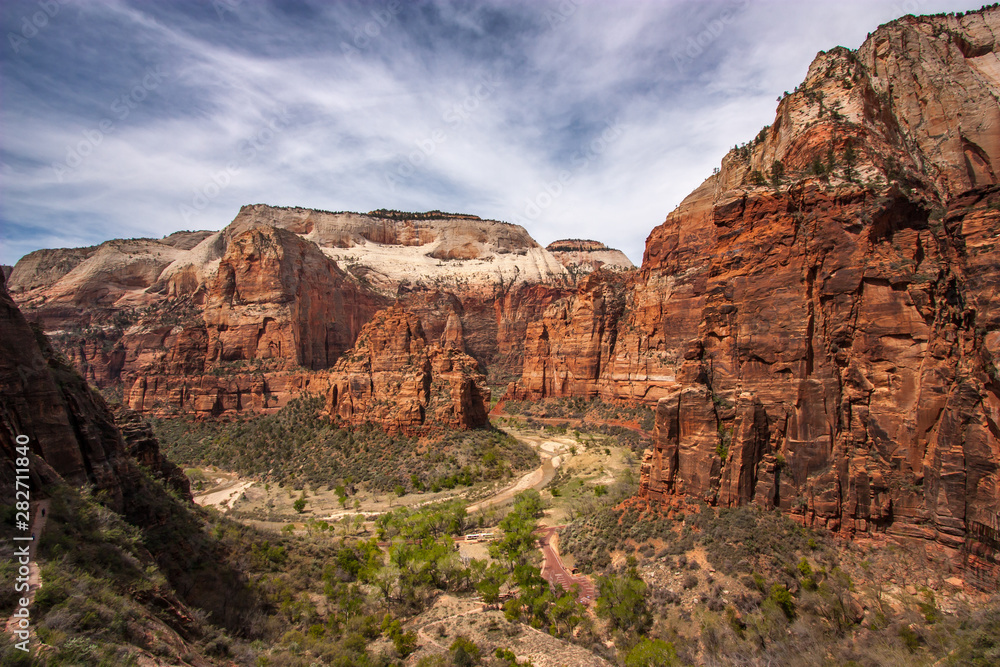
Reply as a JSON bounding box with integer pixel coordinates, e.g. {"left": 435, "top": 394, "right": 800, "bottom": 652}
{"left": 0, "top": 0, "right": 974, "bottom": 266}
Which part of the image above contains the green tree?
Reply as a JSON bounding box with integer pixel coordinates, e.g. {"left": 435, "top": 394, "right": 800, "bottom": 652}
{"left": 768, "top": 583, "right": 795, "bottom": 620}
{"left": 293, "top": 492, "right": 307, "bottom": 513}
{"left": 843, "top": 144, "right": 858, "bottom": 180}
{"left": 625, "top": 637, "right": 679, "bottom": 667}
{"left": 450, "top": 636, "right": 480, "bottom": 666}
{"left": 489, "top": 491, "right": 543, "bottom": 570}
{"left": 770, "top": 159, "right": 785, "bottom": 187}
{"left": 595, "top": 566, "right": 652, "bottom": 635}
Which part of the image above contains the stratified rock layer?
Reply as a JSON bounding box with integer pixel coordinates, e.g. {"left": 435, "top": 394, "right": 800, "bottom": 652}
{"left": 326, "top": 308, "right": 490, "bottom": 434}
{"left": 0, "top": 270, "right": 188, "bottom": 511}
{"left": 545, "top": 239, "right": 635, "bottom": 276}
{"left": 516, "top": 9, "right": 1000, "bottom": 573}
{"left": 9, "top": 208, "right": 623, "bottom": 415}
{"left": 123, "top": 223, "right": 386, "bottom": 417}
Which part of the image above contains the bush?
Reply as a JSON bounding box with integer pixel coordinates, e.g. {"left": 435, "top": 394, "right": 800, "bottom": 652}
{"left": 625, "top": 637, "right": 679, "bottom": 667}
{"left": 768, "top": 584, "right": 795, "bottom": 620}
{"left": 450, "top": 636, "right": 480, "bottom": 666}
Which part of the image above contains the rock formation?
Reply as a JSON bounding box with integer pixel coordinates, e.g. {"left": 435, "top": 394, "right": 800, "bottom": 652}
{"left": 8, "top": 208, "right": 626, "bottom": 418}
{"left": 326, "top": 307, "right": 491, "bottom": 434}
{"left": 516, "top": 8, "right": 1000, "bottom": 571}
{"left": 122, "top": 222, "right": 387, "bottom": 417}
{"left": 545, "top": 239, "right": 635, "bottom": 276}
{"left": 0, "top": 269, "right": 188, "bottom": 512}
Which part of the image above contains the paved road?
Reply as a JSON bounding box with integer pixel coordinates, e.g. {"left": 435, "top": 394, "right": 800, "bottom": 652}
{"left": 537, "top": 525, "right": 596, "bottom": 605}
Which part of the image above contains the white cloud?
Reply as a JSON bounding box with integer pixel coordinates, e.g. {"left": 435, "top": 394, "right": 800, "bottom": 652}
{"left": 0, "top": 0, "right": 979, "bottom": 266}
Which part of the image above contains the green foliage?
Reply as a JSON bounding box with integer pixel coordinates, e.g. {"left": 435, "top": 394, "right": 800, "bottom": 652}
{"left": 495, "top": 647, "right": 534, "bottom": 666}
{"left": 595, "top": 566, "right": 652, "bottom": 635}
{"left": 154, "top": 396, "right": 537, "bottom": 491}
{"left": 382, "top": 615, "right": 418, "bottom": 657}
{"left": 293, "top": 492, "right": 307, "bottom": 514}
{"left": 768, "top": 583, "right": 795, "bottom": 620}
{"left": 770, "top": 159, "right": 785, "bottom": 187}
{"left": 624, "top": 637, "right": 679, "bottom": 667}
{"left": 946, "top": 600, "right": 1000, "bottom": 665}
{"left": 449, "top": 636, "right": 480, "bottom": 666}
{"left": 843, "top": 144, "right": 858, "bottom": 181}
{"left": 489, "top": 491, "right": 544, "bottom": 570}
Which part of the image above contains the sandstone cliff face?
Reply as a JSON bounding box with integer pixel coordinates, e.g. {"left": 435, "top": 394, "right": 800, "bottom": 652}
{"left": 545, "top": 240, "right": 635, "bottom": 276}
{"left": 326, "top": 308, "right": 490, "bottom": 434}
{"left": 510, "top": 271, "right": 630, "bottom": 401}
{"left": 10, "top": 205, "right": 611, "bottom": 415}
{"left": 517, "top": 8, "right": 1000, "bottom": 570}
{"left": 124, "top": 223, "right": 386, "bottom": 417}
{"left": 0, "top": 270, "right": 188, "bottom": 512}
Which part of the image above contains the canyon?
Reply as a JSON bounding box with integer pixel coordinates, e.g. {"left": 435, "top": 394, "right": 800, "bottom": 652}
{"left": 514, "top": 9, "right": 1000, "bottom": 574}
{"left": 8, "top": 207, "right": 632, "bottom": 429}
{"left": 6, "top": 6, "right": 1000, "bottom": 579}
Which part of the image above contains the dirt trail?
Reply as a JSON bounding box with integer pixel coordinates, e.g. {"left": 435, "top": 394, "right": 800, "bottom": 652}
{"left": 194, "top": 479, "right": 254, "bottom": 510}
{"left": 4, "top": 499, "right": 49, "bottom": 637}
{"left": 465, "top": 433, "right": 568, "bottom": 515}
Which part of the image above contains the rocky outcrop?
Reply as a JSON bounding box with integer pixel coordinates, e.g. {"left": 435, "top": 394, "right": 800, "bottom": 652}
{"left": 122, "top": 223, "right": 386, "bottom": 417}
{"left": 518, "top": 8, "right": 1000, "bottom": 572}
{"left": 326, "top": 308, "right": 490, "bottom": 434}
{"left": 546, "top": 239, "right": 635, "bottom": 275}
{"left": 510, "top": 271, "right": 630, "bottom": 401}
{"left": 0, "top": 269, "right": 189, "bottom": 512}
{"left": 9, "top": 207, "right": 588, "bottom": 413}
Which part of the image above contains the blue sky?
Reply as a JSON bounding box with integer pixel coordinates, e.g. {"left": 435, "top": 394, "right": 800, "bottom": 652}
{"left": 0, "top": 0, "right": 978, "bottom": 266}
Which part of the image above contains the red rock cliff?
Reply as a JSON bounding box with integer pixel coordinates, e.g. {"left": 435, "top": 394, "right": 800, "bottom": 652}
{"left": 0, "top": 269, "right": 189, "bottom": 513}
{"left": 515, "top": 8, "right": 1000, "bottom": 571}
{"left": 326, "top": 307, "right": 491, "bottom": 434}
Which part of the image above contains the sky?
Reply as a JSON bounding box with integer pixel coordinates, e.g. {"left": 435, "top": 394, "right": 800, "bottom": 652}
{"left": 0, "top": 0, "right": 981, "bottom": 267}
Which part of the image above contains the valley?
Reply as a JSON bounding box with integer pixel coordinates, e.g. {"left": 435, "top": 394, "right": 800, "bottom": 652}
{"left": 2, "top": 5, "right": 1000, "bottom": 666}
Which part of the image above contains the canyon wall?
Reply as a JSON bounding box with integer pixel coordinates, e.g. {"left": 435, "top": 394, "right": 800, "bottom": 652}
{"left": 9, "top": 208, "right": 620, "bottom": 426}
{"left": 514, "top": 9, "right": 1000, "bottom": 570}
{"left": 0, "top": 270, "right": 188, "bottom": 514}
{"left": 326, "top": 308, "right": 491, "bottom": 434}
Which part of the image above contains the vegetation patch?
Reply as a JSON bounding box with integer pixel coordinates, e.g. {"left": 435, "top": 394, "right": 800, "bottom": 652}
{"left": 153, "top": 396, "right": 538, "bottom": 492}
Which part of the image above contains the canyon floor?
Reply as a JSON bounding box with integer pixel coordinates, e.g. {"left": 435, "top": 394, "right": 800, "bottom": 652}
{"left": 189, "top": 425, "right": 632, "bottom": 527}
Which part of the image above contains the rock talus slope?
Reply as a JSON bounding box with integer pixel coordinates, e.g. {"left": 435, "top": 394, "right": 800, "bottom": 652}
{"left": 516, "top": 8, "right": 1000, "bottom": 573}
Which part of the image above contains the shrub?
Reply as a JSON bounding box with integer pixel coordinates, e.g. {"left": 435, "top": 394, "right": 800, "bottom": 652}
{"left": 625, "top": 637, "right": 678, "bottom": 667}
{"left": 450, "top": 636, "right": 480, "bottom": 666}
{"left": 768, "top": 584, "right": 795, "bottom": 620}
